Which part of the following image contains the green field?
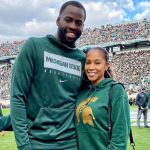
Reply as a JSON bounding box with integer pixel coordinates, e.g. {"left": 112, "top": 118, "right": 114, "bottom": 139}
{"left": 0, "top": 108, "right": 150, "bottom": 150}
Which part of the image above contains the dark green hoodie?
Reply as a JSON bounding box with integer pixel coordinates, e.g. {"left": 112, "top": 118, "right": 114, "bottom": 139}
{"left": 10, "top": 35, "right": 85, "bottom": 150}
{"left": 76, "top": 78, "right": 130, "bottom": 150}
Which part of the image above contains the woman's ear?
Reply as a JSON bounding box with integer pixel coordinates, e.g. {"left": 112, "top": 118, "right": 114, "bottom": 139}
{"left": 105, "top": 63, "right": 110, "bottom": 71}
{"left": 56, "top": 17, "right": 60, "bottom": 26}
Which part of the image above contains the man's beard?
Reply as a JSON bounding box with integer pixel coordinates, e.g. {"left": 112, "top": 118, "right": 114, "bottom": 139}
{"left": 57, "top": 27, "right": 82, "bottom": 48}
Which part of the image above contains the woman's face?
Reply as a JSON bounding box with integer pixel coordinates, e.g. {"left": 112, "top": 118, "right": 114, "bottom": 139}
{"left": 85, "top": 48, "right": 109, "bottom": 85}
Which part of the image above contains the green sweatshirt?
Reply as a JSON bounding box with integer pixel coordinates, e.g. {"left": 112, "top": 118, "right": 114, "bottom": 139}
{"left": 76, "top": 78, "right": 130, "bottom": 150}
{"left": 10, "top": 35, "right": 85, "bottom": 150}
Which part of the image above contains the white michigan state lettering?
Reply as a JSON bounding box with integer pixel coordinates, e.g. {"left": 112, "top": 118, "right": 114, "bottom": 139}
{"left": 44, "top": 51, "right": 81, "bottom": 76}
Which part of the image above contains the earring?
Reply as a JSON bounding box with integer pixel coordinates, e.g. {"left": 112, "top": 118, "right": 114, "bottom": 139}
{"left": 105, "top": 69, "right": 112, "bottom": 78}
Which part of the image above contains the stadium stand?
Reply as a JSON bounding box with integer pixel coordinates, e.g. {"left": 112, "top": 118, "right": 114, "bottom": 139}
{"left": 0, "top": 63, "right": 12, "bottom": 107}
{"left": 76, "top": 18, "right": 150, "bottom": 48}
{"left": 0, "top": 40, "right": 24, "bottom": 57}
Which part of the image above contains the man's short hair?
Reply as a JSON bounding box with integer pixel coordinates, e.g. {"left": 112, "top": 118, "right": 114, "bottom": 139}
{"left": 59, "top": 1, "right": 86, "bottom": 20}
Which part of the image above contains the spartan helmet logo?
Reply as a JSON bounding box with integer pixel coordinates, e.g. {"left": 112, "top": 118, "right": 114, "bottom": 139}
{"left": 76, "top": 97, "right": 97, "bottom": 127}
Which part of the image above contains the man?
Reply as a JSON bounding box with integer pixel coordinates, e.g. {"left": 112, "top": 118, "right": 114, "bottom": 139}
{"left": 10, "top": 1, "right": 86, "bottom": 150}
{"left": 136, "top": 88, "right": 149, "bottom": 128}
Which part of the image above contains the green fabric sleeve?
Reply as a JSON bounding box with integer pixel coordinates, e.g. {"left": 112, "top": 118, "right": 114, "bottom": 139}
{"left": 0, "top": 108, "right": 3, "bottom": 116}
{"left": 10, "top": 38, "right": 35, "bottom": 149}
{"left": 107, "top": 85, "right": 130, "bottom": 150}
{"left": 0, "top": 115, "right": 12, "bottom": 131}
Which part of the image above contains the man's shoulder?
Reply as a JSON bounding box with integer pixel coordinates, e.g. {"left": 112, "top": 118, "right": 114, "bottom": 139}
{"left": 136, "top": 92, "right": 145, "bottom": 101}
{"left": 77, "top": 49, "right": 86, "bottom": 57}
{"left": 137, "top": 92, "right": 145, "bottom": 96}
{"left": 23, "top": 36, "right": 49, "bottom": 47}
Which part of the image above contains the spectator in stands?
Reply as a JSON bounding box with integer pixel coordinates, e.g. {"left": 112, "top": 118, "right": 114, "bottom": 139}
{"left": 10, "top": 1, "right": 86, "bottom": 150}
{"left": 136, "top": 88, "right": 149, "bottom": 128}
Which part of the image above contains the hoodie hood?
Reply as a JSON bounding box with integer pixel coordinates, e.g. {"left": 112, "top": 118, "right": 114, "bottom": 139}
{"left": 83, "top": 78, "right": 116, "bottom": 97}
{"left": 84, "top": 78, "right": 116, "bottom": 91}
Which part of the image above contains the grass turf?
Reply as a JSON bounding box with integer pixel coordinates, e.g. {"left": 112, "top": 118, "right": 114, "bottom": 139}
{"left": 1, "top": 108, "right": 150, "bottom": 150}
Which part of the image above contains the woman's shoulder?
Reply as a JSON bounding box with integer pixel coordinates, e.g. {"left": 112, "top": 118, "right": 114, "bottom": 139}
{"left": 111, "top": 83, "right": 124, "bottom": 90}
{"left": 110, "top": 83, "right": 126, "bottom": 96}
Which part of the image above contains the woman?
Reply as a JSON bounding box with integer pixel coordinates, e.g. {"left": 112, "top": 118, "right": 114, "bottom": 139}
{"left": 76, "top": 47, "right": 130, "bottom": 150}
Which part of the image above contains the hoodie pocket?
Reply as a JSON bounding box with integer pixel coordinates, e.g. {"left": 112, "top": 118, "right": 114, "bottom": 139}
{"left": 29, "top": 106, "right": 75, "bottom": 140}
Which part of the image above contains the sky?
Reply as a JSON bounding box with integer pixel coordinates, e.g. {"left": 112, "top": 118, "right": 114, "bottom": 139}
{"left": 0, "top": 0, "right": 150, "bottom": 43}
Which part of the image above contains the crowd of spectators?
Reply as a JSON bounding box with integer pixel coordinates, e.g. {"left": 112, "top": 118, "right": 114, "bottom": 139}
{"left": 0, "top": 40, "right": 24, "bottom": 57}
{"left": 111, "top": 49, "right": 150, "bottom": 88}
{"left": 0, "top": 64, "right": 12, "bottom": 101}
{"left": 0, "top": 19, "right": 150, "bottom": 101}
{"left": 76, "top": 18, "right": 150, "bottom": 48}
